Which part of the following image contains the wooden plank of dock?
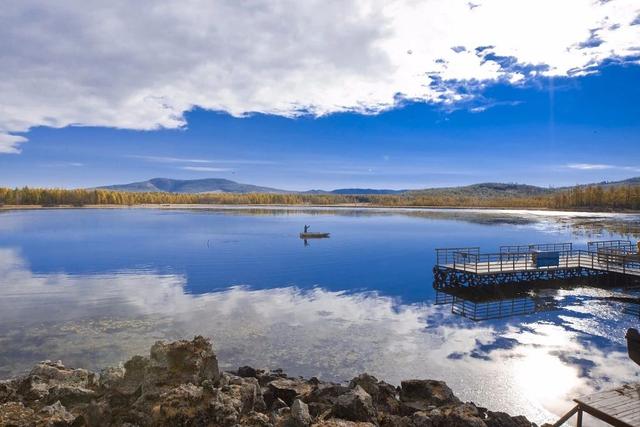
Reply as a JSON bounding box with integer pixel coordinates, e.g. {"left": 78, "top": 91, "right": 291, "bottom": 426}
{"left": 559, "top": 383, "right": 640, "bottom": 427}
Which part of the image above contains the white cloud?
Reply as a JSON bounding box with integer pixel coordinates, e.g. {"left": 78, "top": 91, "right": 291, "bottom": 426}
{"left": 566, "top": 163, "right": 640, "bottom": 171}
{"left": 0, "top": 0, "right": 639, "bottom": 152}
{"left": 126, "top": 155, "right": 214, "bottom": 164}
{"left": 180, "top": 166, "right": 234, "bottom": 172}
{"left": 567, "top": 163, "right": 615, "bottom": 170}
{"left": 127, "top": 155, "right": 277, "bottom": 165}
{"left": 0, "top": 134, "right": 27, "bottom": 154}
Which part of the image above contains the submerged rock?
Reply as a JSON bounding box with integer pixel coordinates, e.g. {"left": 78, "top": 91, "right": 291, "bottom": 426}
{"left": 0, "top": 336, "right": 538, "bottom": 427}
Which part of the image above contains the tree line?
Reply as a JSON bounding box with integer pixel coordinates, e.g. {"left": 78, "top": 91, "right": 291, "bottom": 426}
{"left": 1, "top": 185, "right": 639, "bottom": 210}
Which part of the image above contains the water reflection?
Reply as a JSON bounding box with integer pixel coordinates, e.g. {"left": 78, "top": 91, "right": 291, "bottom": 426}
{"left": 1, "top": 247, "right": 638, "bottom": 425}
{"left": 435, "top": 287, "right": 558, "bottom": 321}
{"left": 188, "top": 206, "right": 640, "bottom": 237}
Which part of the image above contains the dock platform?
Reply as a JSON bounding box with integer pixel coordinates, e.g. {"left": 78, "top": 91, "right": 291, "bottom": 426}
{"left": 553, "top": 383, "right": 640, "bottom": 427}
{"left": 434, "top": 240, "right": 640, "bottom": 289}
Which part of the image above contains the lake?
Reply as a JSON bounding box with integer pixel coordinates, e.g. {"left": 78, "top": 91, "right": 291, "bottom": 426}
{"left": 1, "top": 207, "right": 639, "bottom": 424}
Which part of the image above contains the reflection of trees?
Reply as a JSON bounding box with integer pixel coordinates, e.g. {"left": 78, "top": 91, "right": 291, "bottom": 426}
{"left": 197, "top": 207, "right": 539, "bottom": 226}
{"left": 559, "top": 218, "right": 640, "bottom": 239}
{"left": 192, "top": 207, "right": 640, "bottom": 236}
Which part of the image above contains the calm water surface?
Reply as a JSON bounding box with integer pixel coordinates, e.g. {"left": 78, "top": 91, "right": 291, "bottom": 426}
{"left": 1, "top": 207, "right": 639, "bottom": 424}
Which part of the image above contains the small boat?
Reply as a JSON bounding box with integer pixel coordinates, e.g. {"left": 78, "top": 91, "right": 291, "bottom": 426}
{"left": 299, "top": 232, "right": 330, "bottom": 239}
{"left": 626, "top": 328, "right": 640, "bottom": 366}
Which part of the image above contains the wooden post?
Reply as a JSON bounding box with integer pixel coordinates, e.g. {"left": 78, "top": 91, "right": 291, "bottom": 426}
{"left": 552, "top": 405, "right": 578, "bottom": 427}
{"left": 577, "top": 408, "right": 583, "bottom": 427}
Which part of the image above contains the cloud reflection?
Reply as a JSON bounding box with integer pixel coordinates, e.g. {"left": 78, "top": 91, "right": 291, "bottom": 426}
{"left": 0, "top": 247, "right": 637, "bottom": 425}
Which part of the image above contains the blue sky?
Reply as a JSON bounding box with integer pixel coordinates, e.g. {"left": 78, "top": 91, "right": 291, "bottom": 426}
{"left": 2, "top": 63, "right": 639, "bottom": 190}
{"left": 1, "top": 1, "right": 639, "bottom": 190}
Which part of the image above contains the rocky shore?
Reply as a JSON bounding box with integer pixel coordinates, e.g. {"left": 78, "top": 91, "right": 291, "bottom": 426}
{"left": 0, "top": 336, "right": 540, "bottom": 426}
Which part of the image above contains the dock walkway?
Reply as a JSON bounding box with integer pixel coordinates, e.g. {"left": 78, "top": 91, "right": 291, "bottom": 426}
{"left": 434, "top": 240, "right": 640, "bottom": 289}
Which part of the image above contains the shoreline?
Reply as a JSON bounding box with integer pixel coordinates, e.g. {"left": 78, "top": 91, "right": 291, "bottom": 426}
{"left": 0, "top": 336, "right": 540, "bottom": 426}
{"left": 1, "top": 203, "right": 638, "bottom": 215}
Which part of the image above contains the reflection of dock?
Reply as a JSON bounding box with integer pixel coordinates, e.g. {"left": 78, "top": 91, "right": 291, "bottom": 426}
{"left": 434, "top": 240, "right": 640, "bottom": 289}
{"left": 435, "top": 286, "right": 556, "bottom": 321}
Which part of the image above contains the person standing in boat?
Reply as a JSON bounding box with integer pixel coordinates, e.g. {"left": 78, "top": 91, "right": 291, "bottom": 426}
{"left": 304, "top": 225, "right": 310, "bottom": 233}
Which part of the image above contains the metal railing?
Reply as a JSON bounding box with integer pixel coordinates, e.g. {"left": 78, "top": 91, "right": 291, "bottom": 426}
{"left": 457, "top": 249, "right": 578, "bottom": 273}
{"left": 435, "top": 247, "right": 480, "bottom": 266}
{"left": 436, "top": 248, "right": 640, "bottom": 276}
{"left": 588, "top": 240, "right": 634, "bottom": 254}
{"left": 500, "top": 242, "right": 573, "bottom": 254}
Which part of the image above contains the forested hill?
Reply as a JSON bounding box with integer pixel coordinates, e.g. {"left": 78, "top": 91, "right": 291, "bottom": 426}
{"left": 2, "top": 180, "right": 640, "bottom": 210}
{"left": 96, "top": 176, "right": 640, "bottom": 197}
{"left": 406, "top": 183, "right": 554, "bottom": 198}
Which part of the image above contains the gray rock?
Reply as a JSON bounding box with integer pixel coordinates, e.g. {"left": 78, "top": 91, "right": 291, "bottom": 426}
{"left": 268, "top": 378, "right": 313, "bottom": 406}
{"left": 238, "top": 366, "right": 258, "bottom": 378}
{"left": 17, "top": 360, "right": 94, "bottom": 403}
{"left": 271, "top": 397, "right": 289, "bottom": 411}
{"left": 332, "top": 385, "right": 376, "bottom": 422}
{"left": 0, "top": 402, "right": 36, "bottom": 426}
{"left": 45, "top": 384, "right": 96, "bottom": 407}
{"left": 99, "top": 364, "right": 125, "bottom": 389}
{"left": 147, "top": 335, "right": 220, "bottom": 386}
{"left": 485, "top": 411, "right": 534, "bottom": 427}
{"left": 307, "top": 384, "right": 350, "bottom": 405}
{"left": 84, "top": 400, "right": 113, "bottom": 427}
{"left": 308, "top": 401, "right": 332, "bottom": 418}
{"left": 240, "top": 377, "right": 265, "bottom": 414}
{"left": 29, "top": 360, "right": 91, "bottom": 387}
{"left": 241, "top": 411, "right": 273, "bottom": 426}
{"left": 0, "top": 400, "right": 77, "bottom": 426}
{"left": 349, "top": 374, "right": 380, "bottom": 399}
{"left": 291, "top": 399, "right": 312, "bottom": 427}
{"left": 39, "top": 400, "right": 76, "bottom": 424}
{"left": 149, "top": 383, "right": 210, "bottom": 425}
{"left": 0, "top": 380, "right": 17, "bottom": 404}
{"left": 350, "top": 373, "right": 400, "bottom": 414}
{"left": 379, "top": 411, "right": 433, "bottom": 427}
{"left": 400, "top": 380, "right": 460, "bottom": 412}
{"left": 229, "top": 374, "right": 245, "bottom": 386}
{"left": 409, "top": 411, "right": 433, "bottom": 427}
{"left": 258, "top": 369, "right": 289, "bottom": 387}
{"left": 313, "top": 418, "right": 377, "bottom": 426}
{"left": 429, "top": 403, "right": 486, "bottom": 427}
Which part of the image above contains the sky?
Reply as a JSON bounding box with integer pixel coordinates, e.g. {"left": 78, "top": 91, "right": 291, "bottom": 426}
{"left": 1, "top": 0, "right": 639, "bottom": 190}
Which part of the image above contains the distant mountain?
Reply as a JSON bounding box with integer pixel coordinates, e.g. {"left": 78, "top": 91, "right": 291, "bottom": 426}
{"left": 406, "top": 183, "right": 556, "bottom": 198}
{"left": 97, "top": 178, "right": 286, "bottom": 194}
{"left": 405, "top": 178, "right": 640, "bottom": 198}
{"left": 97, "top": 176, "right": 640, "bottom": 197}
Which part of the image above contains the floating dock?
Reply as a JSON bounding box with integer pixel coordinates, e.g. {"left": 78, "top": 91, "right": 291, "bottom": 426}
{"left": 433, "top": 240, "right": 640, "bottom": 289}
